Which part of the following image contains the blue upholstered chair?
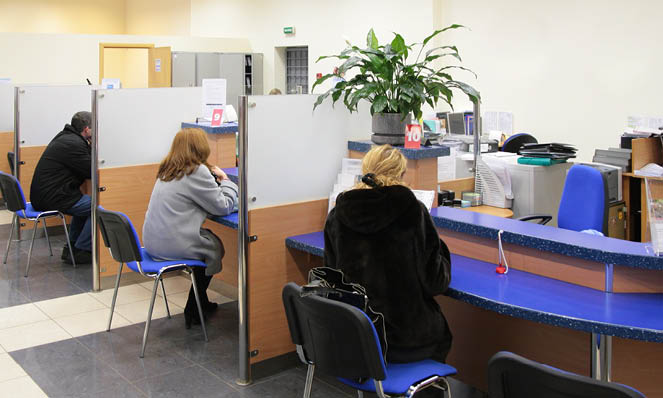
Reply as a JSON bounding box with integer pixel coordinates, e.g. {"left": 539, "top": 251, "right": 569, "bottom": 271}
{"left": 97, "top": 208, "right": 209, "bottom": 358}
{"left": 501, "top": 133, "right": 538, "bottom": 153}
{"left": 518, "top": 164, "right": 608, "bottom": 235}
{"left": 488, "top": 351, "right": 644, "bottom": 398}
{"left": 282, "top": 282, "right": 456, "bottom": 398}
{"left": 0, "top": 171, "right": 76, "bottom": 277}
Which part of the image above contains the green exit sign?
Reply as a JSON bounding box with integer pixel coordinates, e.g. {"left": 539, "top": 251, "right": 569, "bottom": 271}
{"left": 283, "top": 26, "right": 295, "bottom": 34}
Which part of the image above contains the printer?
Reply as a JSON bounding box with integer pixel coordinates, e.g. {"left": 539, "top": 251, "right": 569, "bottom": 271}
{"left": 578, "top": 162, "right": 622, "bottom": 202}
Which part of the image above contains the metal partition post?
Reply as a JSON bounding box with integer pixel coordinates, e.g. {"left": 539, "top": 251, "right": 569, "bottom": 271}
{"left": 472, "top": 99, "right": 481, "bottom": 177}
{"left": 237, "top": 95, "right": 251, "bottom": 385}
{"left": 91, "top": 90, "right": 101, "bottom": 292}
{"left": 12, "top": 87, "right": 21, "bottom": 239}
{"left": 591, "top": 263, "right": 614, "bottom": 381}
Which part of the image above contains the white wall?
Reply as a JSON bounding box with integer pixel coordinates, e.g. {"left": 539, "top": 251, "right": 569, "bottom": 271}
{"left": 191, "top": 0, "right": 436, "bottom": 95}
{"left": 0, "top": 32, "right": 251, "bottom": 85}
{"left": 438, "top": 0, "right": 663, "bottom": 161}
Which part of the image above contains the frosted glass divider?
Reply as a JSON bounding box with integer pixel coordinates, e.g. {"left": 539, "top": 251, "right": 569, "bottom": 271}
{"left": 17, "top": 85, "right": 93, "bottom": 146}
{"left": 246, "top": 94, "right": 371, "bottom": 210}
{"left": 0, "top": 84, "right": 13, "bottom": 131}
{"left": 96, "top": 87, "right": 202, "bottom": 168}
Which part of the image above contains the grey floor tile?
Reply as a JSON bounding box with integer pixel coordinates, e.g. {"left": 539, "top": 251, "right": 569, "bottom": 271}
{"left": 237, "top": 368, "right": 352, "bottom": 398}
{"left": 0, "top": 279, "right": 30, "bottom": 308}
{"left": 134, "top": 364, "right": 239, "bottom": 398}
{"left": 9, "top": 269, "right": 84, "bottom": 301}
{"left": 49, "top": 380, "right": 147, "bottom": 398}
{"left": 10, "top": 338, "right": 130, "bottom": 397}
{"left": 76, "top": 322, "right": 196, "bottom": 383}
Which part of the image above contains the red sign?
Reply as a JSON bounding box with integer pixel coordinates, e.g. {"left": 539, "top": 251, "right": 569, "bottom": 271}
{"left": 211, "top": 108, "right": 224, "bottom": 127}
{"left": 404, "top": 124, "right": 422, "bottom": 149}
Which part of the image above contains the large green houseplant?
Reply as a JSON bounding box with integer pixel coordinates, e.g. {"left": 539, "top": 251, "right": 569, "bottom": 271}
{"left": 313, "top": 25, "right": 480, "bottom": 145}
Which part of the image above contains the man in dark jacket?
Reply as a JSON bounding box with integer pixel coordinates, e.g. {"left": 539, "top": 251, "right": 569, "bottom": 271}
{"left": 31, "top": 111, "right": 92, "bottom": 264}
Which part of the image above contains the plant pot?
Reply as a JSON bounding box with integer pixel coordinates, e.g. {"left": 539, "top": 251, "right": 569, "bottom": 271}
{"left": 371, "top": 113, "right": 411, "bottom": 145}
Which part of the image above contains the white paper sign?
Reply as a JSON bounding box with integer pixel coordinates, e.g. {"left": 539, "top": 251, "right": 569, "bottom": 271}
{"left": 202, "top": 78, "right": 227, "bottom": 120}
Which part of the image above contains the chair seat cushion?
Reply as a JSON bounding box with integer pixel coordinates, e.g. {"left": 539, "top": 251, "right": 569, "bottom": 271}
{"left": 18, "top": 203, "right": 59, "bottom": 220}
{"left": 126, "top": 248, "right": 206, "bottom": 274}
{"left": 339, "top": 359, "right": 457, "bottom": 395}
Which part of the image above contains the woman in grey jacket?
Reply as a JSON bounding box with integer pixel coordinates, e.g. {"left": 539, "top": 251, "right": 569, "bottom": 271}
{"left": 143, "top": 128, "right": 238, "bottom": 328}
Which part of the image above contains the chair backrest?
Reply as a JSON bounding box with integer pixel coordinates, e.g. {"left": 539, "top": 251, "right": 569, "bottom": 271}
{"left": 281, "top": 282, "right": 387, "bottom": 381}
{"left": 97, "top": 208, "right": 143, "bottom": 263}
{"left": 7, "top": 151, "right": 14, "bottom": 175}
{"left": 0, "top": 171, "right": 27, "bottom": 212}
{"left": 502, "top": 133, "right": 538, "bottom": 153}
{"left": 488, "top": 351, "right": 644, "bottom": 398}
{"left": 557, "top": 165, "right": 608, "bottom": 235}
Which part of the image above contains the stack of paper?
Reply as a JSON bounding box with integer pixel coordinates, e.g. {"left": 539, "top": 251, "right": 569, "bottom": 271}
{"left": 635, "top": 163, "right": 663, "bottom": 177}
{"left": 328, "top": 159, "right": 362, "bottom": 213}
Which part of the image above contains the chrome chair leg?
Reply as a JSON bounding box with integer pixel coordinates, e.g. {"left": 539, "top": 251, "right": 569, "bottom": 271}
{"left": 42, "top": 218, "right": 52, "bottom": 256}
{"left": 188, "top": 267, "right": 208, "bottom": 342}
{"left": 140, "top": 277, "right": 160, "bottom": 358}
{"left": 3, "top": 213, "right": 16, "bottom": 264}
{"left": 60, "top": 214, "right": 76, "bottom": 268}
{"left": 357, "top": 391, "right": 364, "bottom": 398}
{"left": 160, "top": 277, "right": 171, "bottom": 319}
{"left": 304, "top": 364, "right": 315, "bottom": 398}
{"left": 107, "top": 263, "right": 123, "bottom": 331}
{"left": 24, "top": 220, "right": 39, "bottom": 277}
{"left": 374, "top": 380, "right": 387, "bottom": 398}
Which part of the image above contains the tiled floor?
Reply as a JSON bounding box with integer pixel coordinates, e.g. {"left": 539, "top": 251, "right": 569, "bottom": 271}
{"left": 0, "top": 211, "right": 488, "bottom": 397}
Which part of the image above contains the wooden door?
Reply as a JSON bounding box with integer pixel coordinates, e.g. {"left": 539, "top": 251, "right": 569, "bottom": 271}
{"left": 148, "top": 47, "right": 172, "bottom": 87}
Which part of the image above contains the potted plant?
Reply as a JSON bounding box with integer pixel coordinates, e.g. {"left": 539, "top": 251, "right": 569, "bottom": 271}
{"left": 313, "top": 25, "right": 480, "bottom": 145}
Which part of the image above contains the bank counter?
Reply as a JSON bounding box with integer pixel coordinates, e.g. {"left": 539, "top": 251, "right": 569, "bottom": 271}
{"left": 285, "top": 206, "right": 663, "bottom": 396}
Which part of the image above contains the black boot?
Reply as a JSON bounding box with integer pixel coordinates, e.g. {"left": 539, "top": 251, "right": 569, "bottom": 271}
{"left": 184, "top": 268, "right": 213, "bottom": 329}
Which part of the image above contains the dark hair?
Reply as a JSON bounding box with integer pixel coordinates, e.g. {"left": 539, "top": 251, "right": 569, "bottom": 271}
{"left": 71, "top": 111, "right": 92, "bottom": 134}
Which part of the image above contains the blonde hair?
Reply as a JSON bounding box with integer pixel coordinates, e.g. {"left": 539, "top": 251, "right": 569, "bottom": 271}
{"left": 157, "top": 128, "right": 211, "bottom": 182}
{"left": 354, "top": 145, "right": 407, "bottom": 189}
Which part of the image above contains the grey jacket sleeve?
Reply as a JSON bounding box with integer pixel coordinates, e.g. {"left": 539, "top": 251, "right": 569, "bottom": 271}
{"left": 187, "top": 166, "right": 239, "bottom": 216}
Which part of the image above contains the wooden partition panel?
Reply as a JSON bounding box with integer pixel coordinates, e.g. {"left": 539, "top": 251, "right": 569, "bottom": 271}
{"left": 0, "top": 131, "right": 13, "bottom": 175}
{"left": 98, "top": 164, "right": 159, "bottom": 277}
{"left": 248, "top": 199, "right": 329, "bottom": 363}
{"left": 207, "top": 134, "right": 236, "bottom": 169}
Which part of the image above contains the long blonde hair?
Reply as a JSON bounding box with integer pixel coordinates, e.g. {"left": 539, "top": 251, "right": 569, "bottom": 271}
{"left": 354, "top": 145, "right": 407, "bottom": 189}
{"left": 157, "top": 128, "right": 211, "bottom": 182}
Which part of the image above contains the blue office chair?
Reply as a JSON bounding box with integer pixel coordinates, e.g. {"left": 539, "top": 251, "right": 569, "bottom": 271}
{"left": 518, "top": 165, "right": 608, "bottom": 235}
{"left": 501, "top": 133, "right": 538, "bottom": 153}
{"left": 488, "top": 351, "right": 644, "bottom": 398}
{"left": 282, "top": 282, "right": 456, "bottom": 398}
{"left": 97, "top": 208, "right": 209, "bottom": 358}
{"left": 0, "top": 171, "right": 76, "bottom": 277}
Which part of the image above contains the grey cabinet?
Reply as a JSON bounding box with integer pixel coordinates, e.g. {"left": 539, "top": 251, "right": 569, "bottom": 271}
{"left": 171, "top": 52, "right": 196, "bottom": 87}
{"left": 171, "top": 51, "right": 264, "bottom": 110}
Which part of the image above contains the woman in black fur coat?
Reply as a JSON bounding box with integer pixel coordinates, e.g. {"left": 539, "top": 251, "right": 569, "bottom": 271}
{"left": 324, "top": 144, "right": 453, "bottom": 365}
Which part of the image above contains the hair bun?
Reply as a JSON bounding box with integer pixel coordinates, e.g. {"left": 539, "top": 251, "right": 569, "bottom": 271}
{"left": 361, "top": 173, "right": 380, "bottom": 188}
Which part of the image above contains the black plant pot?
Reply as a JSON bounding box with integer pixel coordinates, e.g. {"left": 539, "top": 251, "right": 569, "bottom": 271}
{"left": 371, "top": 113, "right": 411, "bottom": 145}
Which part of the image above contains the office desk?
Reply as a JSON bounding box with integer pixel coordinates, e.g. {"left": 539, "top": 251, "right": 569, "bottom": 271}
{"left": 221, "top": 167, "right": 238, "bottom": 184}
{"left": 181, "top": 121, "right": 238, "bottom": 168}
{"left": 459, "top": 205, "right": 513, "bottom": 218}
{"left": 285, "top": 208, "right": 663, "bottom": 395}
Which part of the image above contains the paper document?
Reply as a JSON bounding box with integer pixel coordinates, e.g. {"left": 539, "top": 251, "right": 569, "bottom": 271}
{"left": 483, "top": 111, "right": 513, "bottom": 135}
{"left": 412, "top": 190, "right": 436, "bottom": 211}
{"left": 341, "top": 158, "right": 362, "bottom": 176}
{"left": 627, "top": 115, "right": 663, "bottom": 131}
{"left": 635, "top": 163, "right": 663, "bottom": 177}
{"left": 438, "top": 148, "right": 457, "bottom": 181}
{"left": 202, "top": 79, "right": 227, "bottom": 120}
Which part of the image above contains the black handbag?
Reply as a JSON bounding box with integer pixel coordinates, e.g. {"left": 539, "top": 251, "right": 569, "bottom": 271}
{"left": 301, "top": 267, "right": 388, "bottom": 360}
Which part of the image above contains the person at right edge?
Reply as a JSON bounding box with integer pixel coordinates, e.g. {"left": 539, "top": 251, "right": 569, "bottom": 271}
{"left": 323, "top": 145, "right": 452, "bottom": 397}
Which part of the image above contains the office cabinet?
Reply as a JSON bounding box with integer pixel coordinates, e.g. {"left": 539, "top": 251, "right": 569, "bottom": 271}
{"left": 171, "top": 52, "right": 196, "bottom": 87}
{"left": 172, "top": 51, "right": 264, "bottom": 111}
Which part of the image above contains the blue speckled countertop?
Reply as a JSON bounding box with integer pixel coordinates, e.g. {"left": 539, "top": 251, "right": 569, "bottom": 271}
{"left": 181, "top": 121, "right": 238, "bottom": 134}
{"left": 285, "top": 231, "right": 663, "bottom": 342}
{"left": 348, "top": 140, "right": 449, "bottom": 160}
{"left": 430, "top": 207, "right": 663, "bottom": 270}
{"left": 221, "top": 167, "right": 238, "bottom": 184}
{"left": 209, "top": 212, "right": 238, "bottom": 229}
